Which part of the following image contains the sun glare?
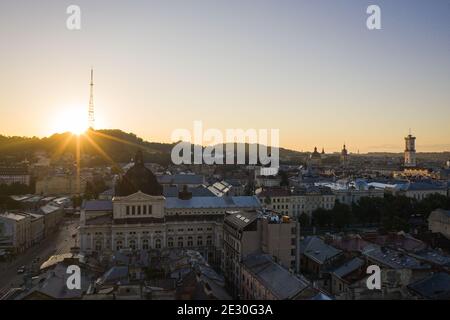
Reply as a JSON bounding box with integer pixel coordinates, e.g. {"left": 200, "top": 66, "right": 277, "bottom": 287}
{"left": 53, "top": 106, "right": 88, "bottom": 135}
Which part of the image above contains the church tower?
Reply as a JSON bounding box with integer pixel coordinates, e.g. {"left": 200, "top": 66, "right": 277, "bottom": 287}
{"left": 404, "top": 131, "right": 416, "bottom": 167}
{"left": 340, "top": 144, "right": 349, "bottom": 167}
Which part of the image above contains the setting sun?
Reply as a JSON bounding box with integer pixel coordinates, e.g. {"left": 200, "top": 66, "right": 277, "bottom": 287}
{"left": 52, "top": 105, "right": 88, "bottom": 135}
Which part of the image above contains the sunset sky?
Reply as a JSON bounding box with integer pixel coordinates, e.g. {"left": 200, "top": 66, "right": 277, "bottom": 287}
{"left": 0, "top": 0, "right": 449, "bottom": 153}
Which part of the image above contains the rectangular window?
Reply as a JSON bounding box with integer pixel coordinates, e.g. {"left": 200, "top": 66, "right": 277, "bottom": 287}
{"left": 132, "top": 206, "right": 135, "bottom": 215}
{"left": 137, "top": 206, "right": 141, "bottom": 215}
{"left": 126, "top": 206, "right": 130, "bottom": 215}
{"left": 148, "top": 205, "right": 152, "bottom": 214}
{"left": 143, "top": 205, "right": 147, "bottom": 215}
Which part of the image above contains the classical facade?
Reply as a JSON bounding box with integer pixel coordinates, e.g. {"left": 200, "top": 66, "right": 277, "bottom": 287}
{"left": 79, "top": 151, "right": 261, "bottom": 266}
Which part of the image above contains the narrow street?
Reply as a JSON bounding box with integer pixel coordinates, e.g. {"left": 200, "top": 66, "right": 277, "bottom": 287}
{"left": 0, "top": 218, "right": 79, "bottom": 299}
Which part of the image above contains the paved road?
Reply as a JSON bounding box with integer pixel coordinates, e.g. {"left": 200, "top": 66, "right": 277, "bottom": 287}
{"left": 0, "top": 218, "right": 79, "bottom": 299}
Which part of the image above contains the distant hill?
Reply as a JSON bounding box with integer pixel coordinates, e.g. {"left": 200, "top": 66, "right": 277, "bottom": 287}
{"left": 0, "top": 129, "right": 307, "bottom": 166}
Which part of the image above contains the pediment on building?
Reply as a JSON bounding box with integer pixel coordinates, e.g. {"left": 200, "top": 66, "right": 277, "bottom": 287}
{"left": 113, "top": 190, "right": 165, "bottom": 202}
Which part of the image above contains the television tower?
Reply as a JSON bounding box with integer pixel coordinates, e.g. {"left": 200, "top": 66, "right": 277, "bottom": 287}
{"left": 88, "top": 68, "right": 95, "bottom": 129}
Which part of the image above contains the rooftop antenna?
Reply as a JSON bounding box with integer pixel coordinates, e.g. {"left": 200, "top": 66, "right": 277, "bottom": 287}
{"left": 88, "top": 68, "right": 95, "bottom": 129}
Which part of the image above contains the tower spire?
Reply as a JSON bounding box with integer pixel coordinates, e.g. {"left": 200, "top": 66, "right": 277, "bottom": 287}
{"left": 88, "top": 68, "right": 95, "bottom": 129}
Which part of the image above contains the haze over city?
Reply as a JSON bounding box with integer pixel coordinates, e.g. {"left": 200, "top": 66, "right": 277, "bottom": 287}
{"left": 0, "top": 0, "right": 449, "bottom": 153}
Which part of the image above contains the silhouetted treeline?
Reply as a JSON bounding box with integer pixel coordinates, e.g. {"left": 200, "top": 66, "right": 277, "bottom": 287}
{"left": 310, "top": 193, "right": 450, "bottom": 232}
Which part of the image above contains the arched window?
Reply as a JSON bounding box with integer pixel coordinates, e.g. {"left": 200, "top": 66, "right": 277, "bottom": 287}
{"left": 206, "top": 235, "right": 213, "bottom": 246}
{"left": 178, "top": 237, "right": 184, "bottom": 247}
{"left": 197, "top": 236, "right": 203, "bottom": 246}
{"left": 142, "top": 239, "right": 149, "bottom": 250}
{"left": 129, "top": 239, "right": 136, "bottom": 250}
{"left": 168, "top": 237, "right": 174, "bottom": 247}
{"left": 116, "top": 240, "right": 123, "bottom": 251}
{"left": 95, "top": 241, "right": 102, "bottom": 251}
{"left": 155, "top": 238, "right": 161, "bottom": 249}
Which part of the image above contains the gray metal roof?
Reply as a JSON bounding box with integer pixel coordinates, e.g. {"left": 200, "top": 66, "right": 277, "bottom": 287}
{"left": 409, "top": 247, "right": 450, "bottom": 267}
{"left": 300, "top": 236, "right": 342, "bottom": 264}
{"left": 157, "top": 174, "right": 204, "bottom": 185}
{"left": 330, "top": 257, "right": 365, "bottom": 279}
{"left": 163, "top": 185, "right": 215, "bottom": 197}
{"left": 100, "top": 188, "right": 114, "bottom": 196}
{"left": 407, "top": 181, "right": 446, "bottom": 191}
{"left": 165, "top": 196, "right": 261, "bottom": 209}
{"left": 310, "top": 292, "right": 333, "bottom": 300}
{"left": 408, "top": 272, "right": 450, "bottom": 300}
{"left": 96, "top": 266, "right": 129, "bottom": 286}
{"left": 362, "top": 245, "right": 430, "bottom": 270}
{"left": 83, "top": 200, "right": 113, "bottom": 211}
{"left": 224, "top": 211, "right": 258, "bottom": 229}
{"left": 242, "top": 254, "right": 309, "bottom": 299}
{"left": 39, "top": 203, "right": 61, "bottom": 214}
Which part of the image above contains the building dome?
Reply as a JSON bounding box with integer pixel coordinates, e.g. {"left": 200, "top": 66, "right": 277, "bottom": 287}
{"left": 115, "top": 150, "right": 163, "bottom": 196}
{"left": 311, "top": 147, "right": 321, "bottom": 159}
{"left": 341, "top": 144, "right": 348, "bottom": 156}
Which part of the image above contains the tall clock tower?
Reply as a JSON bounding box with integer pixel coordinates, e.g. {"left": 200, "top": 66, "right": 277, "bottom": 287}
{"left": 404, "top": 132, "right": 416, "bottom": 167}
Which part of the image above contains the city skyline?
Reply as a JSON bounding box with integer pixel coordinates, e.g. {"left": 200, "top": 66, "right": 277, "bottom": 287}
{"left": 0, "top": 0, "right": 449, "bottom": 153}
{"left": 1, "top": 1, "right": 450, "bottom": 304}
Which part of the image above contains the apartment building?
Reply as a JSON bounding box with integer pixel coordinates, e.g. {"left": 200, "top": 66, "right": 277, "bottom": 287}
{"left": 0, "top": 212, "right": 32, "bottom": 254}
{"left": 257, "top": 187, "right": 336, "bottom": 218}
{"left": 223, "top": 209, "right": 300, "bottom": 298}
{"left": 240, "top": 254, "right": 310, "bottom": 300}
{"left": 428, "top": 209, "right": 450, "bottom": 240}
